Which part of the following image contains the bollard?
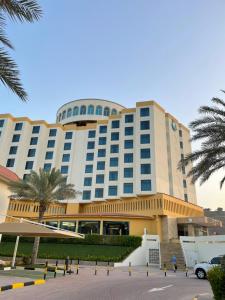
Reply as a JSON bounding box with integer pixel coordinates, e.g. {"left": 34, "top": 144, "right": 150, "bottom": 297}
{"left": 107, "top": 261, "right": 110, "bottom": 276}
{"left": 69, "top": 259, "right": 72, "bottom": 275}
{"left": 54, "top": 260, "right": 58, "bottom": 278}
{"left": 43, "top": 260, "right": 48, "bottom": 280}
{"left": 94, "top": 260, "right": 97, "bottom": 276}
{"left": 185, "top": 264, "right": 188, "bottom": 277}
{"left": 164, "top": 263, "right": 167, "bottom": 277}
{"left": 173, "top": 263, "right": 176, "bottom": 273}
{"left": 129, "top": 262, "right": 131, "bottom": 276}
{"left": 63, "top": 259, "right": 66, "bottom": 276}
{"left": 76, "top": 258, "right": 79, "bottom": 275}
{"left": 146, "top": 262, "right": 149, "bottom": 277}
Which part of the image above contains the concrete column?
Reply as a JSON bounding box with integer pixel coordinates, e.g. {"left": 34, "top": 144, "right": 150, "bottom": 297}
{"left": 75, "top": 220, "right": 79, "bottom": 233}
{"left": 156, "top": 216, "right": 162, "bottom": 241}
{"left": 187, "top": 224, "right": 195, "bottom": 236}
{"left": 100, "top": 220, "right": 104, "bottom": 235}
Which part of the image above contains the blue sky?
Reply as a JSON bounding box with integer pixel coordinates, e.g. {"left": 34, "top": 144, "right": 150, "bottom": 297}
{"left": 1, "top": 0, "right": 225, "bottom": 209}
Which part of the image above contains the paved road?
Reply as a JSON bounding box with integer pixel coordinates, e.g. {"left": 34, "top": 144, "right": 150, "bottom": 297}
{"left": 0, "top": 267, "right": 213, "bottom": 300}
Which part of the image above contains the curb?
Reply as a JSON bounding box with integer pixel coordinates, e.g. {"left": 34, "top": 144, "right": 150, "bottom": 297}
{"left": 0, "top": 279, "right": 45, "bottom": 292}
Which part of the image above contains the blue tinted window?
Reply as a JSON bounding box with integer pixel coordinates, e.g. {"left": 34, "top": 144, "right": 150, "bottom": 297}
{"left": 140, "top": 121, "right": 150, "bottom": 130}
{"left": 123, "top": 183, "right": 133, "bottom": 193}
{"left": 110, "top": 157, "right": 118, "bottom": 167}
{"left": 84, "top": 177, "right": 92, "bottom": 186}
{"left": 73, "top": 106, "right": 79, "bottom": 116}
{"left": 96, "top": 174, "right": 104, "bottom": 184}
{"left": 64, "top": 142, "right": 71, "bottom": 150}
{"left": 111, "top": 132, "right": 119, "bottom": 141}
{"left": 141, "top": 164, "right": 151, "bottom": 174}
{"left": 98, "top": 149, "right": 106, "bottom": 157}
{"left": 104, "top": 107, "right": 110, "bottom": 116}
{"left": 0, "top": 120, "right": 4, "bottom": 127}
{"left": 65, "top": 132, "right": 73, "bottom": 139}
{"left": 85, "top": 165, "right": 93, "bottom": 173}
{"left": 97, "top": 161, "right": 105, "bottom": 170}
{"left": 125, "top": 114, "right": 134, "bottom": 123}
{"left": 124, "top": 168, "right": 133, "bottom": 178}
{"left": 96, "top": 106, "right": 103, "bottom": 115}
{"left": 48, "top": 140, "right": 55, "bottom": 148}
{"left": 88, "top": 105, "right": 94, "bottom": 115}
{"left": 99, "top": 137, "right": 106, "bottom": 145}
{"left": 80, "top": 105, "right": 86, "bottom": 115}
{"left": 45, "top": 151, "right": 53, "bottom": 160}
{"left": 28, "top": 149, "right": 36, "bottom": 157}
{"left": 87, "top": 141, "right": 95, "bottom": 149}
{"left": 61, "top": 166, "right": 69, "bottom": 174}
{"left": 67, "top": 108, "right": 72, "bottom": 118}
{"left": 12, "top": 134, "right": 20, "bottom": 142}
{"left": 99, "top": 125, "right": 107, "bottom": 133}
{"left": 140, "top": 134, "right": 150, "bottom": 144}
{"left": 15, "top": 123, "right": 23, "bottom": 131}
{"left": 25, "top": 161, "right": 33, "bottom": 170}
{"left": 109, "top": 171, "right": 118, "bottom": 181}
{"left": 86, "top": 153, "right": 94, "bottom": 161}
{"left": 140, "top": 148, "right": 151, "bottom": 159}
{"left": 30, "top": 137, "right": 38, "bottom": 145}
{"left": 6, "top": 159, "right": 15, "bottom": 167}
{"left": 95, "top": 188, "right": 104, "bottom": 198}
{"left": 108, "top": 186, "right": 117, "bottom": 196}
{"left": 124, "top": 153, "right": 133, "bottom": 163}
{"left": 141, "top": 180, "right": 151, "bottom": 191}
{"left": 124, "top": 140, "right": 133, "bottom": 149}
{"left": 32, "top": 126, "right": 40, "bottom": 134}
{"left": 83, "top": 191, "right": 91, "bottom": 200}
{"left": 9, "top": 146, "right": 17, "bottom": 155}
{"left": 88, "top": 130, "right": 96, "bottom": 138}
{"left": 49, "top": 129, "right": 57, "bottom": 137}
{"left": 125, "top": 127, "right": 133, "bottom": 136}
{"left": 62, "top": 154, "right": 70, "bottom": 162}
{"left": 44, "top": 163, "right": 51, "bottom": 171}
{"left": 110, "top": 144, "right": 119, "bottom": 153}
{"left": 140, "top": 107, "right": 150, "bottom": 117}
{"left": 111, "top": 120, "right": 120, "bottom": 128}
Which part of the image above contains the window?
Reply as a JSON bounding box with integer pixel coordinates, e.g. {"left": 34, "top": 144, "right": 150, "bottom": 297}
{"left": 181, "top": 153, "right": 184, "bottom": 160}
{"left": 108, "top": 186, "right": 117, "bottom": 196}
{"left": 99, "top": 125, "right": 107, "bottom": 134}
{"left": 182, "top": 166, "right": 186, "bottom": 175}
{"left": 210, "top": 257, "right": 221, "bottom": 265}
{"left": 183, "top": 179, "right": 187, "bottom": 188}
{"left": 25, "top": 161, "right": 33, "bottom": 170}
{"left": 124, "top": 168, "right": 133, "bottom": 178}
{"left": 110, "top": 144, "right": 119, "bottom": 153}
{"left": 184, "top": 193, "right": 188, "bottom": 202}
{"left": 140, "top": 107, "right": 150, "bottom": 117}
{"left": 96, "top": 105, "right": 102, "bottom": 115}
{"left": 124, "top": 153, "right": 133, "bottom": 163}
{"left": 87, "top": 141, "right": 95, "bottom": 149}
{"left": 111, "top": 109, "right": 117, "bottom": 115}
{"left": 141, "top": 164, "right": 151, "bottom": 174}
{"left": 104, "top": 107, "right": 110, "bottom": 116}
{"left": 86, "top": 153, "right": 94, "bottom": 161}
{"left": 28, "top": 149, "right": 36, "bottom": 157}
{"left": 111, "top": 120, "right": 120, "bottom": 128}
{"left": 125, "top": 114, "right": 134, "bottom": 123}
{"left": 111, "top": 132, "right": 119, "bottom": 141}
{"left": 96, "top": 174, "right": 104, "bottom": 184}
{"left": 180, "top": 141, "right": 183, "bottom": 149}
{"left": 45, "top": 152, "right": 53, "bottom": 160}
{"left": 64, "top": 142, "right": 71, "bottom": 150}
{"left": 109, "top": 171, "right": 118, "bottom": 181}
{"left": 48, "top": 140, "right": 55, "bottom": 148}
{"left": 6, "top": 159, "right": 15, "bottom": 167}
{"left": 140, "top": 120, "right": 150, "bottom": 130}
{"left": 125, "top": 127, "right": 133, "bottom": 136}
{"left": 9, "top": 146, "right": 17, "bottom": 155}
{"left": 73, "top": 106, "right": 79, "bottom": 116}
{"left": 12, "top": 134, "right": 20, "bottom": 142}
{"left": 32, "top": 126, "right": 40, "bottom": 134}
{"left": 23, "top": 174, "right": 29, "bottom": 180}
{"left": 0, "top": 120, "right": 4, "bottom": 127}
{"left": 95, "top": 188, "right": 104, "bottom": 198}
{"left": 98, "top": 149, "right": 106, "bottom": 157}
{"left": 110, "top": 157, "right": 118, "bottom": 167}
{"left": 30, "top": 137, "right": 38, "bottom": 145}
{"left": 85, "top": 165, "right": 93, "bottom": 173}
{"left": 15, "top": 123, "right": 23, "bottom": 131}
{"left": 80, "top": 105, "right": 86, "bottom": 115}
{"left": 49, "top": 129, "right": 57, "bottom": 137}
{"left": 140, "top": 134, "right": 150, "bottom": 144}
{"left": 124, "top": 140, "right": 133, "bottom": 149}
{"left": 67, "top": 108, "right": 72, "bottom": 118}
{"left": 61, "top": 166, "right": 68, "bottom": 174}
{"left": 99, "top": 137, "right": 106, "bottom": 145}
{"left": 179, "top": 130, "right": 183, "bottom": 137}
{"left": 65, "top": 132, "right": 73, "bottom": 139}
{"left": 44, "top": 163, "right": 51, "bottom": 171}
{"left": 141, "top": 180, "right": 151, "bottom": 191}
{"left": 58, "top": 113, "right": 61, "bottom": 122}
{"left": 62, "top": 111, "right": 66, "bottom": 119}
{"left": 83, "top": 191, "right": 91, "bottom": 200}
{"left": 62, "top": 154, "right": 70, "bottom": 162}
{"left": 84, "top": 177, "right": 92, "bottom": 186}
{"left": 123, "top": 183, "right": 133, "bottom": 193}
{"left": 97, "top": 161, "right": 105, "bottom": 170}
{"left": 88, "top": 130, "right": 96, "bottom": 138}
{"left": 88, "top": 105, "right": 94, "bottom": 115}
{"left": 140, "top": 148, "right": 151, "bottom": 159}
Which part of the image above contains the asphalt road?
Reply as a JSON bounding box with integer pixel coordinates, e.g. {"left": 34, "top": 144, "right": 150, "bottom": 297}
{"left": 0, "top": 267, "right": 213, "bottom": 300}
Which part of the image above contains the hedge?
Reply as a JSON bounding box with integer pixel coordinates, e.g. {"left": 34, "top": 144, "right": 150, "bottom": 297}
{"left": 208, "top": 266, "right": 225, "bottom": 300}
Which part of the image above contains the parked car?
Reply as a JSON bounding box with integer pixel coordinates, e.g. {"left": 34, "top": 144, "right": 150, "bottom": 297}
{"left": 194, "top": 256, "right": 223, "bottom": 279}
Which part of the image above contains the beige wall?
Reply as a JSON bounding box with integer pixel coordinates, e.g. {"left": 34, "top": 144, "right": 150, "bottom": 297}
{"left": 0, "top": 179, "right": 11, "bottom": 223}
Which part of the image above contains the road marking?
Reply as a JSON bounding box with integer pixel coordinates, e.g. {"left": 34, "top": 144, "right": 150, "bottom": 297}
{"left": 148, "top": 284, "right": 173, "bottom": 293}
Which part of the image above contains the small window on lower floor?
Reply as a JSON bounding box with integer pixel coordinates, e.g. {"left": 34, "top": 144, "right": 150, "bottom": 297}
{"left": 123, "top": 183, "right": 133, "bottom": 194}
{"left": 141, "top": 180, "right": 151, "bottom": 191}
{"left": 95, "top": 188, "right": 104, "bottom": 198}
{"left": 108, "top": 185, "right": 118, "bottom": 196}
{"left": 61, "top": 165, "right": 68, "bottom": 174}
{"left": 184, "top": 193, "right": 188, "bottom": 202}
{"left": 44, "top": 163, "right": 51, "bottom": 171}
{"left": 83, "top": 191, "right": 91, "bottom": 200}
{"left": 25, "top": 161, "right": 33, "bottom": 170}
{"left": 6, "top": 158, "right": 15, "bottom": 167}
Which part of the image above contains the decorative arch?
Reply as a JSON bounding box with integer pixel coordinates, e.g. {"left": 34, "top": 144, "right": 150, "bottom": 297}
{"left": 58, "top": 113, "right": 62, "bottom": 121}
{"left": 104, "top": 107, "right": 110, "bottom": 116}
{"left": 96, "top": 105, "right": 102, "bottom": 115}
{"left": 73, "top": 106, "right": 79, "bottom": 116}
{"left": 111, "top": 109, "right": 117, "bottom": 115}
{"left": 67, "top": 108, "right": 72, "bottom": 118}
{"left": 62, "top": 110, "right": 66, "bottom": 119}
{"left": 80, "top": 105, "right": 86, "bottom": 115}
{"left": 88, "top": 105, "right": 94, "bottom": 115}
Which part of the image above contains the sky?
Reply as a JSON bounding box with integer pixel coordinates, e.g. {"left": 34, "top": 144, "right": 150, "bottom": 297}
{"left": 1, "top": 0, "right": 225, "bottom": 209}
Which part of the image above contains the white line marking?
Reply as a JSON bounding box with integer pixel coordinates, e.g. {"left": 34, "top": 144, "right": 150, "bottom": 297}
{"left": 148, "top": 284, "right": 173, "bottom": 293}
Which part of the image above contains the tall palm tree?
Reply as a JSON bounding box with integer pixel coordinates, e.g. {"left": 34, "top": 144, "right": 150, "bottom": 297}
{"left": 178, "top": 92, "right": 225, "bottom": 188}
{"left": 0, "top": 0, "right": 42, "bottom": 101}
{"left": 8, "top": 168, "right": 78, "bottom": 264}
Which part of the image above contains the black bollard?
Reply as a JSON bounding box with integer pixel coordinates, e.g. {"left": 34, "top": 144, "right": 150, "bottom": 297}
{"left": 63, "top": 259, "right": 66, "bottom": 276}
{"left": 185, "top": 264, "right": 188, "bottom": 277}
{"left": 76, "top": 258, "right": 79, "bottom": 275}
{"left": 95, "top": 260, "right": 97, "bottom": 275}
{"left": 54, "top": 260, "right": 58, "bottom": 278}
{"left": 147, "top": 262, "right": 149, "bottom": 277}
{"left": 44, "top": 260, "right": 48, "bottom": 280}
{"left": 129, "top": 262, "right": 131, "bottom": 276}
{"left": 107, "top": 261, "right": 110, "bottom": 276}
{"left": 164, "top": 263, "right": 167, "bottom": 277}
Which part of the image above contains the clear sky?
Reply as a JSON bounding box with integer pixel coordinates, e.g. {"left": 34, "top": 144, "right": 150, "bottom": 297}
{"left": 1, "top": 0, "right": 225, "bottom": 209}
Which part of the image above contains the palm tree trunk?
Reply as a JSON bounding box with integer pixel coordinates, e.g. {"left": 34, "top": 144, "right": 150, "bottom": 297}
{"left": 31, "top": 207, "right": 45, "bottom": 265}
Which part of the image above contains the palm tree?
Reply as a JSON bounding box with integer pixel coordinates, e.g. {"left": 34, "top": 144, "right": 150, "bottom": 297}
{"left": 8, "top": 168, "right": 78, "bottom": 264}
{"left": 0, "top": 0, "right": 42, "bottom": 101}
{"left": 178, "top": 92, "right": 225, "bottom": 188}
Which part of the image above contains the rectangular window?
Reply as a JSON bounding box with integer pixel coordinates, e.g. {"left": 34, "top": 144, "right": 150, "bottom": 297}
{"left": 184, "top": 193, "right": 188, "bottom": 202}
{"left": 9, "top": 146, "right": 17, "bottom": 155}
{"left": 180, "top": 141, "right": 183, "bottom": 149}
{"left": 140, "top": 120, "right": 150, "bottom": 130}
{"left": 88, "top": 130, "right": 96, "bottom": 138}
{"left": 44, "top": 163, "right": 51, "bottom": 171}
{"left": 86, "top": 153, "right": 94, "bottom": 161}
{"left": 125, "top": 114, "right": 134, "bottom": 123}
{"left": 85, "top": 165, "right": 93, "bottom": 173}
{"left": 0, "top": 120, "right": 4, "bottom": 127}
{"left": 83, "top": 190, "right": 91, "bottom": 200}
{"left": 110, "top": 157, "right": 118, "bottom": 167}
{"left": 12, "top": 134, "right": 20, "bottom": 143}
{"left": 181, "top": 153, "right": 184, "bottom": 160}
{"left": 98, "top": 149, "right": 106, "bottom": 157}
{"left": 110, "top": 144, "right": 119, "bottom": 153}
{"left": 48, "top": 140, "right": 55, "bottom": 148}
{"left": 109, "top": 171, "right": 118, "bottom": 181}
{"left": 124, "top": 140, "right": 133, "bottom": 149}
{"left": 15, "top": 123, "right": 23, "bottom": 131}
{"left": 65, "top": 132, "right": 73, "bottom": 139}
{"left": 62, "top": 154, "right": 70, "bottom": 162}
{"left": 6, "top": 158, "right": 15, "bottom": 167}
{"left": 140, "top": 134, "right": 150, "bottom": 144}
{"left": 182, "top": 166, "right": 186, "bottom": 174}
{"left": 125, "top": 127, "right": 133, "bottom": 136}
{"left": 49, "top": 129, "right": 57, "bottom": 137}
{"left": 84, "top": 177, "right": 92, "bottom": 186}
{"left": 25, "top": 161, "right": 33, "bottom": 170}
{"left": 61, "top": 165, "right": 69, "bottom": 174}
{"left": 111, "top": 132, "right": 119, "bottom": 141}
{"left": 179, "top": 129, "right": 182, "bottom": 137}
{"left": 108, "top": 186, "right": 118, "bottom": 196}
{"left": 141, "top": 180, "right": 152, "bottom": 191}
{"left": 97, "top": 161, "right": 105, "bottom": 170}
{"left": 123, "top": 183, "right": 133, "bottom": 193}
{"left": 95, "top": 188, "right": 104, "bottom": 198}
{"left": 99, "top": 137, "right": 106, "bottom": 145}
{"left": 141, "top": 164, "right": 151, "bottom": 174}
{"left": 87, "top": 141, "right": 95, "bottom": 149}
{"left": 124, "top": 153, "right": 133, "bottom": 163}
{"left": 111, "top": 120, "right": 120, "bottom": 128}
{"left": 124, "top": 168, "right": 133, "bottom": 178}
{"left": 45, "top": 151, "right": 53, "bottom": 160}
{"left": 64, "top": 142, "right": 71, "bottom": 150}
{"left": 96, "top": 174, "right": 104, "bottom": 184}
{"left": 28, "top": 149, "right": 36, "bottom": 157}
{"left": 99, "top": 125, "right": 107, "bottom": 134}
{"left": 140, "top": 107, "right": 150, "bottom": 117}
{"left": 183, "top": 179, "right": 187, "bottom": 188}
{"left": 30, "top": 137, "right": 38, "bottom": 145}
{"left": 32, "top": 126, "right": 40, "bottom": 134}
{"left": 140, "top": 148, "right": 151, "bottom": 159}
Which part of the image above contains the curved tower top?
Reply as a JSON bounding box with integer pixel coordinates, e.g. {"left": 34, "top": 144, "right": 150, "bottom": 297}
{"left": 56, "top": 98, "right": 126, "bottom": 126}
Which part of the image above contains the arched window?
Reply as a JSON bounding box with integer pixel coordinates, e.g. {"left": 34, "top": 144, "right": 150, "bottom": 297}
{"left": 73, "top": 106, "right": 79, "bottom": 116}
{"left": 88, "top": 105, "right": 94, "bottom": 115}
{"left": 104, "top": 107, "right": 110, "bottom": 116}
{"left": 111, "top": 109, "right": 117, "bottom": 115}
{"left": 80, "top": 105, "right": 86, "bottom": 115}
{"left": 62, "top": 110, "right": 66, "bottom": 120}
{"left": 96, "top": 105, "right": 102, "bottom": 115}
{"left": 58, "top": 113, "right": 61, "bottom": 121}
{"left": 67, "top": 108, "right": 72, "bottom": 118}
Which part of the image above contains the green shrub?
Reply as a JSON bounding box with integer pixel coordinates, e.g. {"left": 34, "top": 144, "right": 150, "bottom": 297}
{"left": 208, "top": 266, "right": 225, "bottom": 300}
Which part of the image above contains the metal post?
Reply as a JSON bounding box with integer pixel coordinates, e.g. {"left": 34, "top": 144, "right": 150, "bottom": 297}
{"left": 129, "top": 262, "right": 131, "bottom": 276}
{"left": 54, "top": 260, "right": 58, "bottom": 278}
{"left": 164, "top": 263, "right": 167, "bottom": 277}
{"left": 11, "top": 218, "right": 23, "bottom": 268}
{"left": 63, "top": 259, "right": 66, "bottom": 276}
{"left": 146, "top": 262, "right": 149, "bottom": 277}
{"left": 185, "top": 264, "right": 188, "bottom": 277}
{"left": 44, "top": 261, "right": 48, "bottom": 280}
{"left": 95, "top": 260, "right": 97, "bottom": 275}
{"left": 76, "top": 258, "right": 79, "bottom": 275}
{"left": 107, "top": 261, "right": 109, "bottom": 276}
